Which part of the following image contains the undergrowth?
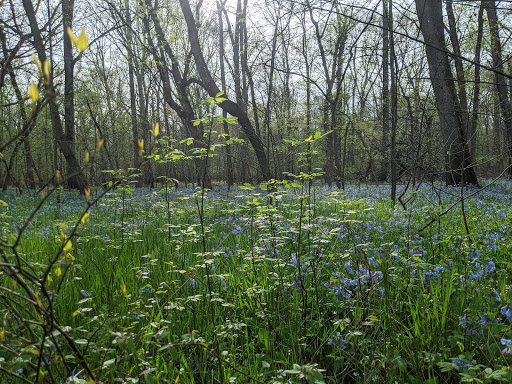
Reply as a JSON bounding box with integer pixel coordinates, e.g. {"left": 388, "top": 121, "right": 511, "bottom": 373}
{"left": 1, "top": 180, "right": 512, "bottom": 383}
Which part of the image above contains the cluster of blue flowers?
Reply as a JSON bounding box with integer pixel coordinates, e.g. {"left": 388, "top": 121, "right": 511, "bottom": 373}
{"left": 327, "top": 332, "right": 347, "bottom": 349}
{"left": 452, "top": 359, "right": 471, "bottom": 372}
{"left": 501, "top": 305, "right": 512, "bottom": 322}
{"left": 479, "top": 314, "right": 498, "bottom": 326}
{"left": 459, "top": 314, "right": 483, "bottom": 336}
{"left": 501, "top": 338, "right": 512, "bottom": 355}
{"left": 325, "top": 260, "right": 384, "bottom": 300}
{"left": 468, "top": 258, "right": 496, "bottom": 280}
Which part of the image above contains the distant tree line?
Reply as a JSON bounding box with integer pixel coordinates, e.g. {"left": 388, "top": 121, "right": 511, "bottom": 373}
{"left": 1, "top": 0, "right": 512, "bottom": 195}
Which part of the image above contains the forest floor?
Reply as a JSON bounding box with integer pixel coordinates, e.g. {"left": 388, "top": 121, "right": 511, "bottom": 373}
{"left": 1, "top": 180, "right": 512, "bottom": 383}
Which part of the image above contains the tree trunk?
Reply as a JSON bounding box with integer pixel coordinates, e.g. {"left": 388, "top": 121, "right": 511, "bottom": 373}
{"left": 123, "top": 4, "right": 141, "bottom": 171}
{"left": 446, "top": 0, "right": 470, "bottom": 144}
{"left": 22, "top": 0, "right": 87, "bottom": 191}
{"left": 389, "top": 0, "right": 398, "bottom": 201}
{"left": 63, "top": 0, "right": 77, "bottom": 178}
{"left": 217, "top": 0, "right": 233, "bottom": 188}
{"left": 483, "top": 0, "right": 512, "bottom": 175}
{"left": 469, "top": 5, "right": 484, "bottom": 165}
{"left": 178, "top": 0, "right": 271, "bottom": 181}
{"left": 414, "top": 0, "right": 478, "bottom": 185}
{"left": 379, "top": 0, "right": 390, "bottom": 182}
{"left": 140, "top": 0, "right": 211, "bottom": 188}
{"left": 1, "top": 29, "right": 40, "bottom": 189}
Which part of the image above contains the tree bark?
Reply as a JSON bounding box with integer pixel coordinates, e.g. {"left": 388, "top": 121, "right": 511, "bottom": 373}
{"left": 22, "top": 0, "right": 87, "bottom": 191}
{"left": 446, "top": 0, "right": 470, "bottom": 141}
{"left": 469, "top": 4, "right": 484, "bottom": 165}
{"left": 379, "top": 0, "right": 390, "bottom": 182}
{"left": 389, "top": 0, "right": 398, "bottom": 201}
{"left": 139, "top": 0, "right": 211, "bottom": 188}
{"left": 483, "top": 0, "right": 512, "bottom": 175}
{"left": 123, "top": 3, "right": 141, "bottom": 171}
{"left": 178, "top": 0, "right": 271, "bottom": 181}
{"left": 217, "top": 0, "right": 233, "bottom": 188}
{"left": 414, "top": 0, "right": 478, "bottom": 185}
{"left": 63, "top": 0, "right": 76, "bottom": 166}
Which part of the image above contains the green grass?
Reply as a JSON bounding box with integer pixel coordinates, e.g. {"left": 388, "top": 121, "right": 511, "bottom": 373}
{"left": 1, "top": 181, "right": 512, "bottom": 383}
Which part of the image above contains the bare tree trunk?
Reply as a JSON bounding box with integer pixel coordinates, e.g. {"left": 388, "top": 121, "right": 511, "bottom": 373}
{"left": 446, "top": 1, "right": 470, "bottom": 136}
{"left": 217, "top": 0, "right": 233, "bottom": 188}
{"left": 301, "top": 11, "right": 313, "bottom": 181}
{"left": 414, "top": 0, "right": 478, "bottom": 185}
{"left": 389, "top": 0, "right": 398, "bottom": 200}
{"left": 483, "top": 0, "right": 512, "bottom": 175}
{"left": 124, "top": 4, "right": 141, "bottom": 171}
{"left": 379, "top": 0, "right": 390, "bottom": 182}
{"left": 178, "top": 0, "right": 270, "bottom": 180}
{"left": 140, "top": 0, "right": 211, "bottom": 188}
{"left": 263, "top": 19, "right": 279, "bottom": 169}
{"left": 1, "top": 29, "right": 40, "bottom": 188}
{"left": 63, "top": 0, "right": 77, "bottom": 180}
{"left": 135, "top": 69, "right": 154, "bottom": 187}
{"left": 22, "top": 0, "right": 87, "bottom": 191}
{"left": 469, "top": 5, "right": 484, "bottom": 165}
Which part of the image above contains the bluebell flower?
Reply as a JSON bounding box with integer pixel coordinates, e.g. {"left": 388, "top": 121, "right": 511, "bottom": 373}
{"left": 232, "top": 225, "right": 243, "bottom": 235}
{"left": 327, "top": 332, "right": 347, "bottom": 349}
{"left": 501, "top": 338, "right": 512, "bottom": 355}
{"left": 468, "top": 250, "right": 482, "bottom": 259}
{"left": 485, "top": 290, "right": 501, "bottom": 302}
{"left": 501, "top": 305, "right": 512, "bottom": 322}
{"left": 459, "top": 315, "right": 483, "bottom": 336}
{"left": 290, "top": 253, "right": 297, "bottom": 267}
{"left": 452, "top": 359, "right": 471, "bottom": 372}
{"left": 479, "top": 314, "right": 498, "bottom": 326}
{"left": 80, "top": 290, "right": 92, "bottom": 297}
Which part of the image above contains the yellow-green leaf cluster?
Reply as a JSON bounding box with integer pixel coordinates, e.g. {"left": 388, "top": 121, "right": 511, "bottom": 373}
{"left": 67, "top": 27, "right": 89, "bottom": 52}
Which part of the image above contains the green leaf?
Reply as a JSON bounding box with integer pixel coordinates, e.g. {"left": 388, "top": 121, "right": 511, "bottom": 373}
{"left": 314, "top": 131, "right": 321, "bottom": 139}
{"left": 215, "top": 91, "right": 224, "bottom": 97}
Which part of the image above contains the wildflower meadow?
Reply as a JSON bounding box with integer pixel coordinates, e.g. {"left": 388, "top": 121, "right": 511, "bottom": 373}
{"left": 1, "top": 179, "right": 511, "bottom": 383}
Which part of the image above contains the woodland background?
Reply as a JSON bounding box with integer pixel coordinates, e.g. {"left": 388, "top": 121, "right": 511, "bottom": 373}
{"left": 1, "top": 0, "right": 512, "bottom": 192}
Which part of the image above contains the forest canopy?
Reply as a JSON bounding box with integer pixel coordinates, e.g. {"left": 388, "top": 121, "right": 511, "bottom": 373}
{"left": 1, "top": 0, "right": 512, "bottom": 191}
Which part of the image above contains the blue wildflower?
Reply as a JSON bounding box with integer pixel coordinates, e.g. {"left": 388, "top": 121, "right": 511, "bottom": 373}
{"left": 501, "top": 305, "right": 512, "bottom": 322}
{"left": 452, "top": 359, "right": 471, "bottom": 372}
{"left": 327, "top": 332, "right": 347, "bottom": 349}
{"left": 479, "top": 314, "right": 498, "bottom": 326}
{"left": 501, "top": 338, "right": 512, "bottom": 355}
{"left": 459, "top": 315, "right": 483, "bottom": 336}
